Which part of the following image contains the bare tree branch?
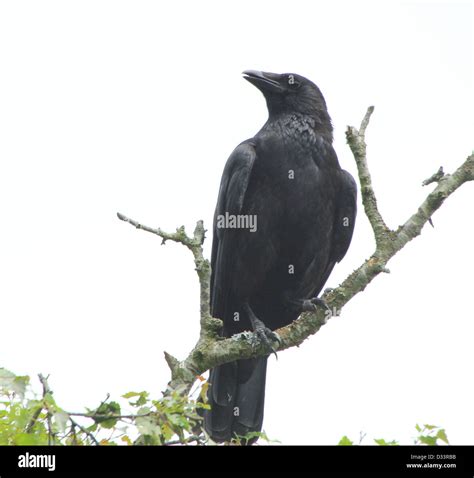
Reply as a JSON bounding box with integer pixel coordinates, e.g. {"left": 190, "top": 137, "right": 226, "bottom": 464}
{"left": 116, "top": 213, "right": 219, "bottom": 341}
{"left": 68, "top": 411, "right": 152, "bottom": 420}
{"left": 346, "top": 106, "right": 391, "bottom": 247}
{"left": 117, "top": 107, "right": 474, "bottom": 392}
{"left": 359, "top": 105, "right": 374, "bottom": 136}
{"left": 422, "top": 166, "right": 445, "bottom": 186}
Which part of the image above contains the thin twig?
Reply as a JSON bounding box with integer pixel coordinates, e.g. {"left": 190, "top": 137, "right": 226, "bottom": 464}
{"left": 38, "top": 374, "right": 58, "bottom": 445}
{"left": 69, "top": 416, "right": 100, "bottom": 445}
{"left": 116, "top": 212, "right": 199, "bottom": 250}
{"left": 346, "top": 106, "right": 391, "bottom": 247}
{"left": 68, "top": 411, "right": 152, "bottom": 420}
{"left": 359, "top": 105, "right": 374, "bottom": 136}
{"left": 25, "top": 406, "right": 43, "bottom": 433}
{"left": 117, "top": 212, "right": 221, "bottom": 378}
{"left": 26, "top": 374, "right": 52, "bottom": 434}
{"left": 422, "top": 166, "right": 445, "bottom": 186}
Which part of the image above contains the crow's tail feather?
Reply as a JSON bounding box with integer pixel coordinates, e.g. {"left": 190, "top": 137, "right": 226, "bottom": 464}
{"left": 204, "top": 357, "right": 267, "bottom": 444}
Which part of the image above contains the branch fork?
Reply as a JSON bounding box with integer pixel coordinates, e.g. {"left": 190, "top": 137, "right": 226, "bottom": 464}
{"left": 118, "top": 107, "right": 474, "bottom": 391}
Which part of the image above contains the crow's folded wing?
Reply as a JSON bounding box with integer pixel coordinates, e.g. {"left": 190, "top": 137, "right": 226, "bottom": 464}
{"left": 210, "top": 141, "right": 256, "bottom": 319}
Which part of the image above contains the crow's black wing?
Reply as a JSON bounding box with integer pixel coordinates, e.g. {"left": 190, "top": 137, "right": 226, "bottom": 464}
{"left": 210, "top": 141, "right": 256, "bottom": 320}
{"left": 330, "top": 169, "right": 357, "bottom": 263}
{"left": 309, "top": 168, "right": 357, "bottom": 298}
{"left": 207, "top": 143, "right": 266, "bottom": 444}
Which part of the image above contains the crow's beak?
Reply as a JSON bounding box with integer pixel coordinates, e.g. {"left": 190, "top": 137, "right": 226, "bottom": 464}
{"left": 242, "top": 70, "right": 285, "bottom": 94}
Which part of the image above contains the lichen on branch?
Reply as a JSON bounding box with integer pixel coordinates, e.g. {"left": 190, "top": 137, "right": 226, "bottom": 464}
{"left": 117, "top": 107, "right": 474, "bottom": 391}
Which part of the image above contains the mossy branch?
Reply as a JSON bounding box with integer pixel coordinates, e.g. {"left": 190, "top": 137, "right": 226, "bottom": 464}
{"left": 117, "top": 107, "right": 474, "bottom": 391}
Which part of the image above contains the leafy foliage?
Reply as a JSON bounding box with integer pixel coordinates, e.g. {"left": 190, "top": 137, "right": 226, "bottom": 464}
{"left": 230, "top": 430, "right": 279, "bottom": 446}
{"left": 0, "top": 368, "right": 275, "bottom": 446}
{"left": 339, "top": 424, "right": 450, "bottom": 446}
{"left": 0, "top": 368, "right": 208, "bottom": 445}
{"left": 414, "top": 423, "right": 449, "bottom": 446}
{"left": 373, "top": 438, "right": 399, "bottom": 446}
{"left": 338, "top": 435, "right": 354, "bottom": 446}
{"left": 4, "top": 367, "right": 448, "bottom": 446}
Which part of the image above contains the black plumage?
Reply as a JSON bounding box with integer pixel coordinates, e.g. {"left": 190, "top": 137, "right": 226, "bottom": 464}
{"left": 204, "top": 71, "right": 357, "bottom": 443}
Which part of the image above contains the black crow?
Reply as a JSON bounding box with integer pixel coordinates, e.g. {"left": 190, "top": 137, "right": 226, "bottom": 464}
{"left": 204, "top": 71, "right": 357, "bottom": 443}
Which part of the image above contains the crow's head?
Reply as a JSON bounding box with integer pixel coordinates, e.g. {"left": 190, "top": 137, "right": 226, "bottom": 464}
{"left": 243, "top": 70, "right": 331, "bottom": 126}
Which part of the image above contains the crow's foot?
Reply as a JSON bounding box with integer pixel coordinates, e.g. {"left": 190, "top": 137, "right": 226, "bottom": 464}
{"left": 301, "top": 297, "right": 331, "bottom": 313}
{"left": 243, "top": 302, "right": 281, "bottom": 358}
{"left": 253, "top": 317, "right": 281, "bottom": 356}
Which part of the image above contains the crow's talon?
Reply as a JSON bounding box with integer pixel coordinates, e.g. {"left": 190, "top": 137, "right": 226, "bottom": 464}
{"left": 302, "top": 297, "right": 330, "bottom": 313}
{"left": 302, "top": 299, "right": 317, "bottom": 312}
{"left": 243, "top": 302, "right": 280, "bottom": 358}
{"left": 311, "top": 297, "right": 330, "bottom": 311}
{"left": 254, "top": 324, "right": 280, "bottom": 358}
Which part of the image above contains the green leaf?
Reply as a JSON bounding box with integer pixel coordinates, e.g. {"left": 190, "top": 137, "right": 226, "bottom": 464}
{"left": 423, "top": 424, "right": 437, "bottom": 431}
{"left": 12, "top": 376, "right": 29, "bottom": 399}
{"left": 0, "top": 369, "right": 29, "bottom": 398}
{"left": 26, "top": 399, "right": 42, "bottom": 409}
{"left": 87, "top": 423, "right": 98, "bottom": 432}
{"left": 160, "top": 422, "right": 173, "bottom": 442}
{"left": 10, "top": 404, "right": 32, "bottom": 429}
{"left": 418, "top": 435, "right": 437, "bottom": 446}
{"left": 123, "top": 391, "right": 148, "bottom": 407}
{"left": 15, "top": 432, "right": 48, "bottom": 445}
{"left": 121, "top": 391, "right": 141, "bottom": 399}
{"left": 136, "top": 415, "right": 162, "bottom": 443}
{"left": 44, "top": 393, "right": 57, "bottom": 407}
{"left": 199, "top": 382, "right": 209, "bottom": 403}
{"left": 374, "top": 438, "right": 398, "bottom": 446}
{"left": 135, "top": 406, "right": 157, "bottom": 438}
{"left": 168, "top": 413, "right": 190, "bottom": 430}
{"left": 0, "top": 368, "right": 16, "bottom": 386}
{"left": 93, "top": 401, "right": 121, "bottom": 429}
{"left": 338, "top": 436, "right": 353, "bottom": 446}
{"left": 233, "top": 430, "right": 273, "bottom": 444}
{"left": 135, "top": 416, "right": 156, "bottom": 435}
{"left": 135, "top": 394, "right": 148, "bottom": 407}
{"left": 436, "top": 429, "right": 449, "bottom": 444}
{"left": 98, "top": 418, "right": 117, "bottom": 429}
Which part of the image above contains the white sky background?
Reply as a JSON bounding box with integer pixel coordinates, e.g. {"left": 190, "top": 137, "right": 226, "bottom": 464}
{"left": 0, "top": 0, "right": 473, "bottom": 445}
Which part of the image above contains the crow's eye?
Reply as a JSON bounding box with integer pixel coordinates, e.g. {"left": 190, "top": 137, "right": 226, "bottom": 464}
{"left": 287, "top": 74, "right": 301, "bottom": 89}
